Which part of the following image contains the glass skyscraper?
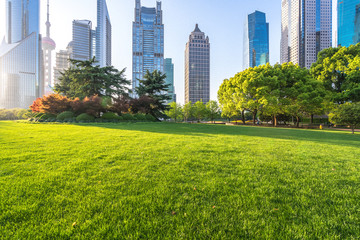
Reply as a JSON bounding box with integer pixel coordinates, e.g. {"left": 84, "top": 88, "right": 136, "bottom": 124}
{"left": 132, "top": 0, "right": 164, "bottom": 92}
{"left": 96, "top": 0, "right": 112, "bottom": 67}
{"left": 164, "top": 58, "right": 176, "bottom": 103}
{"left": 243, "top": 11, "right": 269, "bottom": 69}
{"left": 185, "top": 24, "right": 210, "bottom": 104}
{"left": 0, "top": 0, "right": 42, "bottom": 109}
{"left": 338, "top": 0, "right": 360, "bottom": 47}
{"left": 72, "top": 20, "right": 93, "bottom": 61}
{"left": 281, "top": 0, "right": 332, "bottom": 69}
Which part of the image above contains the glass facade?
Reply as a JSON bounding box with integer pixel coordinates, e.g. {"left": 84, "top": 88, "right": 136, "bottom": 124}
{"left": 53, "top": 42, "right": 73, "bottom": 86}
{"left": 0, "top": 0, "right": 42, "bottom": 109}
{"left": 338, "top": 0, "right": 360, "bottom": 47}
{"left": 132, "top": 0, "right": 164, "bottom": 92}
{"left": 96, "top": 0, "right": 112, "bottom": 67}
{"left": 164, "top": 58, "right": 176, "bottom": 103}
{"left": 72, "top": 20, "right": 93, "bottom": 61}
{"left": 243, "top": 11, "right": 269, "bottom": 69}
{"left": 185, "top": 24, "right": 210, "bottom": 104}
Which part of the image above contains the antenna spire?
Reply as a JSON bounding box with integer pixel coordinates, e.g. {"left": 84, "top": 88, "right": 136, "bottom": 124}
{"left": 46, "top": 0, "right": 51, "bottom": 37}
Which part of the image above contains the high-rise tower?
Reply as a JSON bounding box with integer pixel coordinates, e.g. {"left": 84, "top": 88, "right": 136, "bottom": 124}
{"left": 185, "top": 24, "right": 210, "bottom": 104}
{"left": 280, "top": 0, "right": 332, "bottom": 68}
{"left": 243, "top": 11, "right": 269, "bottom": 69}
{"left": 338, "top": 0, "right": 360, "bottom": 47}
{"left": 132, "top": 0, "right": 164, "bottom": 92}
{"left": 72, "top": 20, "right": 93, "bottom": 61}
{"left": 42, "top": 0, "right": 56, "bottom": 92}
{"left": 96, "top": 0, "right": 112, "bottom": 67}
{"left": 0, "top": 0, "right": 43, "bottom": 109}
{"left": 164, "top": 58, "right": 176, "bottom": 103}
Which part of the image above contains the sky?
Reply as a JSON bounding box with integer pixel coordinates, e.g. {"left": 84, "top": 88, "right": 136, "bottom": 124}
{"left": 0, "top": 0, "right": 338, "bottom": 104}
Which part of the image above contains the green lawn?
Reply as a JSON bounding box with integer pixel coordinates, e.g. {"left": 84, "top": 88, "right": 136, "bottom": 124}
{"left": 0, "top": 122, "right": 360, "bottom": 239}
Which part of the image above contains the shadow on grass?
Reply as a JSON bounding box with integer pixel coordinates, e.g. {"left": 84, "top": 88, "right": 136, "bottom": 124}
{"left": 75, "top": 122, "right": 360, "bottom": 148}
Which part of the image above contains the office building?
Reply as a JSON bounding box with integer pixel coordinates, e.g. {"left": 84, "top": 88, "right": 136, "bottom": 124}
{"left": 0, "top": 0, "right": 43, "bottom": 109}
{"left": 280, "top": 0, "right": 332, "bottom": 68}
{"left": 243, "top": 11, "right": 269, "bottom": 69}
{"left": 338, "top": 0, "right": 360, "bottom": 47}
{"left": 53, "top": 42, "right": 73, "bottom": 85}
{"left": 72, "top": 20, "right": 93, "bottom": 61}
{"left": 96, "top": 0, "right": 112, "bottom": 67}
{"left": 185, "top": 24, "right": 210, "bottom": 104}
{"left": 164, "top": 58, "right": 176, "bottom": 103}
{"left": 132, "top": 0, "right": 164, "bottom": 92}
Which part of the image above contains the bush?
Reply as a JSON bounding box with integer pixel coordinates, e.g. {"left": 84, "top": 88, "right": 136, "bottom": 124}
{"left": 40, "top": 113, "right": 56, "bottom": 120}
{"left": 56, "top": 111, "right": 75, "bottom": 121}
{"left": 134, "top": 113, "right": 146, "bottom": 121}
{"left": 122, "top": 113, "right": 135, "bottom": 121}
{"left": 145, "top": 114, "right": 156, "bottom": 122}
{"left": 101, "top": 112, "right": 120, "bottom": 120}
{"left": 76, "top": 113, "right": 95, "bottom": 122}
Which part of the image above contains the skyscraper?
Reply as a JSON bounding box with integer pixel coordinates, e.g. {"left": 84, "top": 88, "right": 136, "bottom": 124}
{"left": 338, "top": 0, "right": 360, "bottom": 47}
{"left": 72, "top": 20, "right": 93, "bottom": 61}
{"left": 42, "top": 0, "right": 56, "bottom": 92}
{"left": 96, "top": 0, "right": 112, "bottom": 67}
{"left": 132, "top": 0, "right": 164, "bottom": 92}
{"left": 281, "top": 0, "right": 332, "bottom": 69}
{"left": 0, "top": 0, "right": 43, "bottom": 109}
{"left": 53, "top": 41, "right": 73, "bottom": 85}
{"left": 185, "top": 24, "right": 210, "bottom": 104}
{"left": 164, "top": 58, "right": 176, "bottom": 103}
{"left": 243, "top": 11, "right": 269, "bottom": 69}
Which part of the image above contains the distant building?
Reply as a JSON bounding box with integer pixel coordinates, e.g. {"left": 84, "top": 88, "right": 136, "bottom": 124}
{"left": 243, "top": 11, "right": 269, "bottom": 69}
{"left": 42, "top": 0, "right": 56, "bottom": 94}
{"left": 72, "top": 20, "right": 93, "bottom": 61}
{"left": 0, "top": 0, "right": 43, "bottom": 109}
{"left": 338, "top": 0, "right": 360, "bottom": 47}
{"left": 281, "top": 0, "right": 332, "bottom": 68}
{"left": 185, "top": 24, "right": 210, "bottom": 104}
{"left": 96, "top": 0, "right": 112, "bottom": 67}
{"left": 164, "top": 58, "right": 176, "bottom": 103}
{"left": 132, "top": 0, "right": 164, "bottom": 92}
{"left": 53, "top": 42, "right": 73, "bottom": 86}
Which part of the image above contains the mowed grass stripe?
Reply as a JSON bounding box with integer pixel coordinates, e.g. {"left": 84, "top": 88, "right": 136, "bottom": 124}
{"left": 0, "top": 122, "right": 359, "bottom": 239}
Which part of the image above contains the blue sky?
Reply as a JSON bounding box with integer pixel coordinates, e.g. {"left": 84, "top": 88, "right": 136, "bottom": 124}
{"left": 0, "top": 0, "right": 337, "bottom": 104}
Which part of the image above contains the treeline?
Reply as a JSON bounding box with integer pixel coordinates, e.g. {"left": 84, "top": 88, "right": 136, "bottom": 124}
{"left": 0, "top": 109, "right": 29, "bottom": 120}
{"left": 218, "top": 44, "right": 360, "bottom": 132}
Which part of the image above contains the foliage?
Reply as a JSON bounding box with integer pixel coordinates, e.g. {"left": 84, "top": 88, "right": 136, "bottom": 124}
{"left": 182, "top": 102, "right": 194, "bottom": 122}
{"left": 110, "top": 96, "right": 131, "bottom": 115}
{"left": 145, "top": 114, "right": 156, "bottom": 122}
{"left": 30, "top": 94, "right": 72, "bottom": 115}
{"left": 56, "top": 111, "right": 75, "bottom": 121}
{"left": 101, "top": 112, "right": 120, "bottom": 121}
{"left": 0, "top": 109, "right": 28, "bottom": 120}
{"left": 165, "top": 102, "right": 183, "bottom": 122}
{"left": 134, "top": 113, "right": 147, "bottom": 121}
{"left": 310, "top": 43, "right": 360, "bottom": 104}
{"left": 135, "top": 70, "right": 171, "bottom": 119}
{"left": 76, "top": 113, "right": 95, "bottom": 122}
{"left": 329, "top": 102, "right": 360, "bottom": 134}
{"left": 71, "top": 95, "right": 105, "bottom": 118}
{"left": 193, "top": 100, "right": 207, "bottom": 122}
{"left": 130, "top": 96, "right": 157, "bottom": 115}
{"left": 122, "top": 113, "right": 135, "bottom": 121}
{"left": 54, "top": 57, "right": 130, "bottom": 100}
{"left": 206, "top": 100, "right": 221, "bottom": 123}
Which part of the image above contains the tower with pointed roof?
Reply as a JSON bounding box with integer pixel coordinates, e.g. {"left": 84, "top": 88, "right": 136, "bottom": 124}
{"left": 185, "top": 24, "right": 210, "bottom": 104}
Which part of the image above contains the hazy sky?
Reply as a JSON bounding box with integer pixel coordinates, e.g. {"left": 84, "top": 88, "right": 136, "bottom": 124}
{"left": 0, "top": 0, "right": 337, "bottom": 104}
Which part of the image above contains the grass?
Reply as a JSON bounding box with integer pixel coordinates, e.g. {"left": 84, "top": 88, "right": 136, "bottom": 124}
{"left": 0, "top": 121, "right": 360, "bottom": 239}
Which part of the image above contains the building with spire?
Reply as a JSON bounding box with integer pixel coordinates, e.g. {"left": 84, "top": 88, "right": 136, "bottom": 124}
{"left": 185, "top": 24, "right": 210, "bottom": 104}
{"left": 42, "top": 0, "right": 56, "bottom": 94}
{"left": 132, "top": 0, "right": 164, "bottom": 93}
{"left": 0, "top": 0, "right": 43, "bottom": 109}
{"left": 96, "top": 0, "right": 112, "bottom": 67}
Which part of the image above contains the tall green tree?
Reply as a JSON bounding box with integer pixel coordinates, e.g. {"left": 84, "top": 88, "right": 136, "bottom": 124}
{"left": 206, "top": 100, "right": 220, "bottom": 123}
{"left": 329, "top": 103, "right": 360, "bottom": 134}
{"left": 54, "top": 57, "right": 130, "bottom": 99}
{"left": 165, "top": 102, "right": 183, "bottom": 122}
{"left": 135, "top": 70, "right": 171, "bottom": 119}
{"left": 182, "top": 102, "right": 193, "bottom": 122}
{"left": 193, "top": 100, "right": 207, "bottom": 123}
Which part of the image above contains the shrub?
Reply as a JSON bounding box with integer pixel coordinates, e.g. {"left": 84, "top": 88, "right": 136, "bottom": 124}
{"left": 122, "top": 113, "right": 135, "bottom": 121}
{"left": 40, "top": 113, "right": 56, "bottom": 120}
{"left": 101, "top": 112, "right": 119, "bottom": 120}
{"left": 56, "top": 111, "right": 75, "bottom": 121}
{"left": 134, "top": 113, "right": 146, "bottom": 121}
{"left": 30, "top": 94, "right": 72, "bottom": 115}
{"left": 76, "top": 113, "right": 95, "bottom": 122}
{"left": 145, "top": 114, "right": 156, "bottom": 122}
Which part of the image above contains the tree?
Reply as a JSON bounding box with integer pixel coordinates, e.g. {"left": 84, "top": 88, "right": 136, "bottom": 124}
{"left": 193, "top": 100, "right": 206, "bottom": 123}
{"left": 130, "top": 96, "right": 157, "bottom": 115}
{"left": 182, "top": 102, "right": 193, "bottom": 122}
{"left": 165, "top": 102, "right": 183, "bottom": 122}
{"left": 310, "top": 43, "right": 360, "bottom": 104}
{"left": 206, "top": 100, "right": 220, "bottom": 123}
{"left": 30, "top": 94, "right": 72, "bottom": 115}
{"left": 329, "top": 103, "right": 360, "bottom": 134}
{"left": 54, "top": 57, "right": 130, "bottom": 100}
{"left": 136, "top": 70, "right": 171, "bottom": 119}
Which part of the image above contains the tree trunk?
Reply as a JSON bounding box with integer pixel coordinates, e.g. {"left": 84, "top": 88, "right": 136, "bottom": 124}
{"left": 352, "top": 126, "right": 355, "bottom": 134}
{"left": 253, "top": 110, "right": 257, "bottom": 125}
{"left": 311, "top": 114, "right": 314, "bottom": 124}
{"left": 241, "top": 110, "right": 246, "bottom": 124}
{"left": 296, "top": 116, "right": 300, "bottom": 128}
{"left": 274, "top": 115, "right": 277, "bottom": 127}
